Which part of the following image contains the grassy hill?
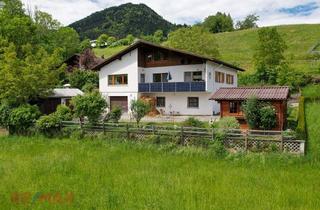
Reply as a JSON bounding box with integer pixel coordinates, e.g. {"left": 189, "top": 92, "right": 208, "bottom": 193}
{"left": 94, "top": 24, "right": 320, "bottom": 74}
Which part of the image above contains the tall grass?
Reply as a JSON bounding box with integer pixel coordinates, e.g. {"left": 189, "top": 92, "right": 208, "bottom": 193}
{"left": 0, "top": 136, "right": 319, "bottom": 209}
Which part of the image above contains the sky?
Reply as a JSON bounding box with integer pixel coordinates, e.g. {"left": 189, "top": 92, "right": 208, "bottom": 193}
{"left": 21, "top": 0, "right": 320, "bottom": 26}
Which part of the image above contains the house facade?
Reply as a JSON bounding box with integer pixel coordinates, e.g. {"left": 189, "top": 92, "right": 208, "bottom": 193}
{"left": 94, "top": 40, "right": 244, "bottom": 115}
{"left": 209, "top": 86, "right": 290, "bottom": 130}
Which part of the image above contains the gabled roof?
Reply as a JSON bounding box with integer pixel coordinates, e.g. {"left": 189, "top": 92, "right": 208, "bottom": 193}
{"left": 48, "top": 88, "right": 84, "bottom": 98}
{"left": 210, "top": 86, "right": 290, "bottom": 101}
{"left": 92, "top": 39, "right": 245, "bottom": 71}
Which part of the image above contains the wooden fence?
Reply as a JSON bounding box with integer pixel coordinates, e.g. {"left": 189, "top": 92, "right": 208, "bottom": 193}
{"left": 62, "top": 121, "right": 305, "bottom": 154}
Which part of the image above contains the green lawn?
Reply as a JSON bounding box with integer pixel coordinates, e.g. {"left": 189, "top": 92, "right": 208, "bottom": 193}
{"left": 0, "top": 136, "right": 319, "bottom": 209}
{"left": 94, "top": 46, "right": 127, "bottom": 58}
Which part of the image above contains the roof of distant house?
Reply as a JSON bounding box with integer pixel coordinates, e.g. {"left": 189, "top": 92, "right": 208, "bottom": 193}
{"left": 48, "top": 88, "right": 84, "bottom": 98}
{"left": 210, "top": 86, "right": 290, "bottom": 101}
{"left": 92, "top": 39, "right": 245, "bottom": 71}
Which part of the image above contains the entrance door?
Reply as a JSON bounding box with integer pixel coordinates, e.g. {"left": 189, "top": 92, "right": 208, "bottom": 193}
{"left": 110, "top": 96, "right": 128, "bottom": 112}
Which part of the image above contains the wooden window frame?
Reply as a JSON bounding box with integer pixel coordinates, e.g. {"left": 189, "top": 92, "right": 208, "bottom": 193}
{"left": 226, "top": 74, "right": 234, "bottom": 84}
{"left": 215, "top": 71, "right": 225, "bottom": 83}
{"left": 187, "top": 97, "right": 199, "bottom": 108}
{"left": 153, "top": 73, "right": 168, "bottom": 83}
{"left": 229, "top": 101, "right": 238, "bottom": 113}
{"left": 108, "top": 74, "right": 128, "bottom": 86}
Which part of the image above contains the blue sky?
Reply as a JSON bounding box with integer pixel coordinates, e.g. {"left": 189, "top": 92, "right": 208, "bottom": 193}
{"left": 21, "top": 0, "right": 320, "bottom": 26}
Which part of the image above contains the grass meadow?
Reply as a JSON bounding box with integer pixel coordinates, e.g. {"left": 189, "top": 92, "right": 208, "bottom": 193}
{"left": 0, "top": 136, "right": 320, "bottom": 210}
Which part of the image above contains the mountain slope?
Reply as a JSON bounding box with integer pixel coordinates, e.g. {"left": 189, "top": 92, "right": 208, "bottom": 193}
{"left": 69, "top": 3, "right": 176, "bottom": 39}
{"left": 94, "top": 24, "right": 320, "bottom": 74}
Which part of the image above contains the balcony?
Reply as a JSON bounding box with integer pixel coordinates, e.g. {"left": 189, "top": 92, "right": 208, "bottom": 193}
{"left": 138, "top": 81, "right": 206, "bottom": 92}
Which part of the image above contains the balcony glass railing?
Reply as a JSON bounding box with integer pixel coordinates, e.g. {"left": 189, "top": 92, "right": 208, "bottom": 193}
{"left": 138, "top": 81, "right": 206, "bottom": 92}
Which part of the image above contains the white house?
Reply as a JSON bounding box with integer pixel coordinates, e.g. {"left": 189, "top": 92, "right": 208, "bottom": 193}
{"left": 93, "top": 40, "right": 244, "bottom": 116}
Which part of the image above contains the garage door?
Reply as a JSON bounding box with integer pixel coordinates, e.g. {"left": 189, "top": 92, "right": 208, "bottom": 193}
{"left": 110, "top": 96, "right": 128, "bottom": 112}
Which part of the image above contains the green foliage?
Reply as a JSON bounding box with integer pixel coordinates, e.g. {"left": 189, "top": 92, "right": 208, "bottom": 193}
{"left": 105, "top": 106, "right": 122, "bottom": 123}
{"left": 8, "top": 104, "right": 41, "bottom": 134}
{"left": 69, "top": 3, "right": 175, "bottom": 39}
{"left": 164, "top": 26, "right": 220, "bottom": 58}
{"left": 259, "top": 105, "right": 277, "bottom": 130}
{"left": 296, "top": 96, "right": 306, "bottom": 140}
{"left": 142, "top": 30, "right": 165, "bottom": 43}
{"left": 96, "top": 34, "right": 109, "bottom": 47}
{"left": 235, "top": 14, "right": 259, "bottom": 30}
{"left": 216, "top": 117, "right": 240, "bottom": 130}
{"left": 35, "top": 114, "right": 61, "bottom": 137}
{"left": 71, "top": 91, "right": 107, "bottom": 124}
{"left": 242, "top": 97, "right": 261, "bottom": 129}
{"left": 182, "top": 117, "right": 205, "bottom": 128}
{"left": 202, "top": 12, "right": 234, "bottom": 33}
{"left": 254, "top": 27, "right": 287, "bottom": 84}
{"left": 0, "top": 103, "right": 11, "bottom": 128}
{"left": 55, "top": 105, "right": 73, "bottom": 121}
{"left": 130, "top": 99, "right": 151, "bottom": 125}
{"left": 80, "top": 39, "right": 91, "bottom": 51}
{"left": 68, "top": 69, "right": 99, "bottom": 91}
{"left": 302, "top": 84, "right": 320, "bottom": 100}
{"left": 0, "top": 0, "right": 80, "bottom": 105}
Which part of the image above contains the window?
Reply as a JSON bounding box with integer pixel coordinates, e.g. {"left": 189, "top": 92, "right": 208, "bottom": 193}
{"left": 188, "top": 97, "right": 199, "bottom": 108}
{"left": 153, "top": 73, "right": 168, "bottom": 83}
{"left": 108, "top": 74, "right": 128, "bottom": 85}
{"left": 154, "top": 50, "right": 161, "bottom": 61}
{"left": 145, "top": 50, "right": 168, "bottom": 62}
{"left": 156, "top": 97, "right": 165, "bottom": 107}
{"left": 229, "top": 102, "right": 238, "bottom": 113}
{"left": 226, "top": 74, "right": 234, "bottom": 84}
{"left": 184, "top": 71, "right": 202, "bottom": 82}
{"left": 215, "top": 71, "right": 225, "bottom": 83}
{"left": 140, "top": 74, "right": 145, "bottom": 83}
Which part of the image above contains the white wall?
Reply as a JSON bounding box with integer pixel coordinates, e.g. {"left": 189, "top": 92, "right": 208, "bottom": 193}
{"left": 99, "top": 49, "right": 138, "bottom": 93}
{"left": 138, "top": 64, "right": 206, "bottom": 83}
{"left": 141, "top": 92, "right": 213, "bottom": 115}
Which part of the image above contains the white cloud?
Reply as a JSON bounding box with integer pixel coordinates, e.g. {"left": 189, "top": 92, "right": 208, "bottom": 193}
{"left": 21, "top": 0, "right": 320, "bottom": 26}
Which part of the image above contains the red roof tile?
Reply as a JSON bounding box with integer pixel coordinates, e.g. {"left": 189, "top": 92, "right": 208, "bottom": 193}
{"left": 210, "top": 86, "right": 290, "bottom": 101}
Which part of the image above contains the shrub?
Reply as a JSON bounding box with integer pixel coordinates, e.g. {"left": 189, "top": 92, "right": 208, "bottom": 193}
{"left": 55, "top": 105, "right": 73, "bottom": 121}
{"left": 68, "top": 69, "right": 99, "bottom": 91}
{"left": 36, "top": 114, "right": 61, "bottom": 137}
{"left": 216, "top": 117, "right": 240, "bottom": 130}
{"left": 209, "top": 135, "right": 228, "bottom": 159}
{"left": 130, "top": 99, "right": 151, "bottom": 125}
{"left": 259, "top": 104, "right": 277, "bottom": 130}
{"left": 105, "top": 106, "right": 122, "bottom": 123}
{"left": 182, "top": 117, "right": 205, "bottom": 128}
{"left": 0, "top": 103, "right": 11, "bottom": 128}
{"left": 296, "top": 96, "right": 306, "bottom": 139}
{"left": 71, "top": 91, "right": 108, "bottom": 124}
{"left": 242, "top": 96, "right": 261, "bottom": 129}
{"left": 9, "top": 104, "right": 41, "bottom": 135}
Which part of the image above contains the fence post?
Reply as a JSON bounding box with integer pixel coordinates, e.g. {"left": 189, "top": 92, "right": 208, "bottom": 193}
{"left": 126, "top": 123, "right": 130, "bottom": 139}
{"left": 211, "top": 128, "right": 215, "bottom": 141}
{"left": 244, "top": 130, "right": 248, "bottom": 152}
{"left": 280, "top": 133, "right": 284, "bottom": 152}
{"left": 103, "top": 121, "right": 106, "bottom": 135}
{"left": 180, "top": 126, "right": 184, "bottom": 145}
{"left": 152, "top": 125, "right": 156, "bottom": 135}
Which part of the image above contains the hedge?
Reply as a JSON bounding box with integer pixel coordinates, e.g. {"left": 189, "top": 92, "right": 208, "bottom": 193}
{"left": 296, "top": 96, "right": 306, "bottom": 140}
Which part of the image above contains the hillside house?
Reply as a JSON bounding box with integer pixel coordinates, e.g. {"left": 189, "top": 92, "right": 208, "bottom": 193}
{"left": 93, "top": 40, "right": 244, "bottom": 115}
{"left": 209, "top": 86, "right": 290, "bottom": 130}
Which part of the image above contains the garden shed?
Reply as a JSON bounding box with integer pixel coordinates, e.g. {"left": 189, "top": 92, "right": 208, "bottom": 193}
{"left": 210, "top": 86, "right": 290, "bottom": 130}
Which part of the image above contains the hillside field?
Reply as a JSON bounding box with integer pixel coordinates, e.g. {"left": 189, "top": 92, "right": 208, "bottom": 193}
{"left": 0, "top": 136, "right": 320, "bottom": 209}
{"left": 94, "top": 24, "right": 320, "bottom": 74}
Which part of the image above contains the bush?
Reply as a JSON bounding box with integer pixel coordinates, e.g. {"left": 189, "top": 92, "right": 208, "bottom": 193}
{"left": 68, "top": 69, "right": 99, "bottom": 91}
{"left": 296, "top": 96, "right": 306, "bottom": 139}
{"left": 36, "top": 114, "right": 61, "bottom": 137}
{"left": 182, "top": 117, "right": 205, "bottom": 128}
{"left": 9, "top": 104, "right": 41, "bottom": 135}
{"left": 130, "top": 99, "right": 151, "bottom": 125}
{"left": 0, "top": 103, "right": 11, "bottom": 128}
{"left": 242, "top": 97, "right": 261, "bottom": 129}
{"left": 55, "top": 105, "right": 73, "bottom": 121}
{"left": 216, "top": 117, "right": 240, "bottom": 130}
{"left": 71, "top": 91, "right": 108, "bottom": 124}
{"left": 105, "top": 106, "right": 122, "bottom": 123}
{"left": 209, "top": 134, "right": 228, "bottom": 158}
{"left": 259, "top": 104, "right": 277, "bottom": 130}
